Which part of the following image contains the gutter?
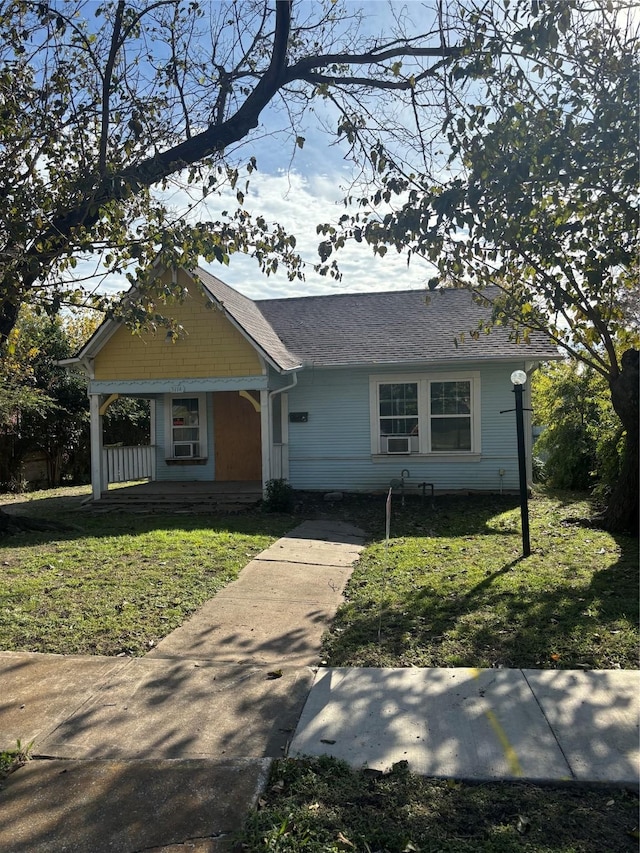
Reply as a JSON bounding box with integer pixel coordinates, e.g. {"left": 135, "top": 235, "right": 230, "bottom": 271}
{"left": 269, "top": 370, "right": 298, "bottom": 401}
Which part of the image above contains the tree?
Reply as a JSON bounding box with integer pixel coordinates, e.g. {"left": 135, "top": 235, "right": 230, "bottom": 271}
{"left": 532, "top": 361, "right": 623, "bottom": 494}
{"left": 0, "top": 0, "right": 467, "bottom": 345}
{"left": 321, "top": 0, "right": 639, "bottom": 533}
{"left": 0, "top": 308, "right": 90, "bottom": 488}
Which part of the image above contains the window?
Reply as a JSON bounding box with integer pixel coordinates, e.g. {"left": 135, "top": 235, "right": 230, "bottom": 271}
{"left": 370, "top": 374, "right": 480, "bottom": 455}
{"left": 430, "top": 380, "right": 471, "bottom": 451}
{"left": 378, "top": 382, "right": 419, "bottom": 453}
{"left": 165, "top": 394, "right": 207, "bottom": 458}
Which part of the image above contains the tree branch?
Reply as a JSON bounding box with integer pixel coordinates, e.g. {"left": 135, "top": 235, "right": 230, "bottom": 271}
{"left": 291, "top": 59, "right": 452, "bottom": 90}
{"left": 98, "top": 0, "right": 126, "bottom": 175}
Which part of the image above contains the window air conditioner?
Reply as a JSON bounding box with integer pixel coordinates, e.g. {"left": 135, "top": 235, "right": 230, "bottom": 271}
{"left": 174, "top": 442, "right": 196, "bottom": 458}
{"left": 387, "top": 436, "right": 411, "bottom": 454}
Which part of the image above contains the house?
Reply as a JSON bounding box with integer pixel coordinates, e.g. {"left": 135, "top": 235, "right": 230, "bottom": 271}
{"left": 65, "top": 266, "right": 559, "bottom": 501}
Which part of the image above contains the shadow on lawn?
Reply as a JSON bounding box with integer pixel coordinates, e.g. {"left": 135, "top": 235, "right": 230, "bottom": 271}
{"left": 326, "top": 531, "right": 639, "bottom": 670}
{"left": 0, "top": 498, "right": 296, "bottom": 546}
{"left": 340, "top": 493, "right": 527, "bottom": 541}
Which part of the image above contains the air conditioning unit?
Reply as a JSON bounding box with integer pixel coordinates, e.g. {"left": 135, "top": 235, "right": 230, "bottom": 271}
{"left": 173, "top": 442, "right": 198, "bottom": 458}
{"left": 387, "top": 436, "right": 411, "bottom": 454}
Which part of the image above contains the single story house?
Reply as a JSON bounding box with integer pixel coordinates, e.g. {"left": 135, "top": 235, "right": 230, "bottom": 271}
{"left": 64, "top": 266, "right": 559, "bottom": 501}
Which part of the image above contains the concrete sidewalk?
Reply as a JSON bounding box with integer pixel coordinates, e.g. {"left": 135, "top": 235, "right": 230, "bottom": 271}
{"left": 0, "top": 519, "right": 365, "bottom": 853}
{"left": 1, "top": 517, "right": 638, "bottom": 853}
{"left": 291, "top": 666, "right": 640, "bottom": 785}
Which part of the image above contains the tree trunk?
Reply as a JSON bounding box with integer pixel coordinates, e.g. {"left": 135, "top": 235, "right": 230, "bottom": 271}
{"left": 0, "top": 298, "right": 20, "bottom": 347}
{"left": 604, "top": 348, "right": 639, "bottom": 535}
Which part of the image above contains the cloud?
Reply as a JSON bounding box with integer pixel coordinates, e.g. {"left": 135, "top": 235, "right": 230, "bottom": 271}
{"left": 159, "top": 165, "right": 433, "bottom": 301}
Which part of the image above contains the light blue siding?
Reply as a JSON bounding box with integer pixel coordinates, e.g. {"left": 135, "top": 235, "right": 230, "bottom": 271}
{"left": 285, "top": 363, "right": 531, "bottom": 493}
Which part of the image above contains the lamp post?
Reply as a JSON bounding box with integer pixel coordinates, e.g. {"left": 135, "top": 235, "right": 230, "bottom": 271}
{"left": 510, "top": 370, "right": 531, "bottom": 557}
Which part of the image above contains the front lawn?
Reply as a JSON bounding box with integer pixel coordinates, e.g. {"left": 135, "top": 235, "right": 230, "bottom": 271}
{"left": 0, "top": 488, "right": 292, "bottom": 656}
{"left": 239, "top": 756, "right": 639, "bottom": 853}
{"left": 322, "top": 490, "right": 639, "bottom": 670}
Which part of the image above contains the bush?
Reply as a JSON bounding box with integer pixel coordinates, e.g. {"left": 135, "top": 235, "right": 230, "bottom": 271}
{"left": 531, "top": 455, "right": 547, "bottom": 484}
{"left": 532, "top": 361, "right": 622, "bottom": 492}
{"left": 262, "top": 478, "right": 295, "bottom": 513}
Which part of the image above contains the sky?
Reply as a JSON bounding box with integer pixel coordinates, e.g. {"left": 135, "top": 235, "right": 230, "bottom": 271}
{"left": 159, "top": 142, "right": 435, "bottom": 303}
{"left": 93, "top": 0, "right": 440, "bottom": 304}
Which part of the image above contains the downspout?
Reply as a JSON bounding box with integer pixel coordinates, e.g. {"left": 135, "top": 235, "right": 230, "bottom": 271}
{"left": 267, "top": 371, "right": 298, "bottom": 487}
{"left": 269, "top": 371, "right": 298, "bottom": 401}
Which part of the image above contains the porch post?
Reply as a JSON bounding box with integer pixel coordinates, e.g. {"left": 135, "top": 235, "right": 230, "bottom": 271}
{"left": 89, "top": 393, "right": 105, "bottom": 500}
{"left": 260, "top": 389, "right": 270, "bottom": 494}
{"left": 149, "top": 399, "right": 157, "bottom": 481}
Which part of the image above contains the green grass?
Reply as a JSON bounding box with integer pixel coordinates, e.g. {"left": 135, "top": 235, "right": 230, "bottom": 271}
{"left": 0, "top": 740, "right": 32, "bottom": 781}
{"left": 321, "top": 490, "right": 638, "bottom": 670}
{"left": 2, "top": 486, "right": 638, "bottom": 849}
{"left": 238, "top": 757, "right": 639, "bottom": 853}
{"left": 0, "top": 488, "right": 292, "bottom": 655}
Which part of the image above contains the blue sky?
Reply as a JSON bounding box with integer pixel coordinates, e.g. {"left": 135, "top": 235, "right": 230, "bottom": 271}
{"left": 85, "top": 1, "right": 440, "bottom": 303}
{"left": 157, "top": 0, "right": 440, "bottom": 302}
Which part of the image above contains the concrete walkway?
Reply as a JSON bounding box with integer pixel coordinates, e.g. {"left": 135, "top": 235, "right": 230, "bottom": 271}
{"left": 0, "top": 518, "right": 638, "bottom": 853}
{"left": 0, "top": 519, "right": 365, "bottom": 853}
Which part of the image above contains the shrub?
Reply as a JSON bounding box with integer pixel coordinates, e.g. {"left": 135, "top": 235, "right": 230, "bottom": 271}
{"left": 262, "top": 478, "right": 295, "bottom": 513}
{"left": 532, "top": 360, "right": 622, "bottom": 492}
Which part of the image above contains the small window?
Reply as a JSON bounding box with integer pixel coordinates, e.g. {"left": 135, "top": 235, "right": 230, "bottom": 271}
{"left": 167, "top": 395, "right": 206, "bottom": 458}
{"left": 378, "top": 382, "right": 419, "bottom": 454}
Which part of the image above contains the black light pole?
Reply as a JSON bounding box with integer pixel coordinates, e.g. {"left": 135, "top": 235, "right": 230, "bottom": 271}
{"left": 511, "top": 370, "right": 531, "bottom": 557}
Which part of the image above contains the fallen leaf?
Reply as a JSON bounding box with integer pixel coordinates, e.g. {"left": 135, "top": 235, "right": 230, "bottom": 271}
{"left": 320, "top": 738, "right": 336, "bottom": 744}
{"left": 266, "top": 670, "right": 283, "bottom": 679}
{"left": 337, "top": 831, "right": 355, "bottom": 848}
{"left": 516, "top": 815, "right": 531, "bottom": 834}
{"left": 550, "top": 653, "right": 561, "bottom": 661}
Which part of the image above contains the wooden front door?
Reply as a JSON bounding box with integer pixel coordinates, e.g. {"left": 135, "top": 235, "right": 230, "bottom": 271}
{"left": 213, "top": 392, "right": 262, "bottom": 481}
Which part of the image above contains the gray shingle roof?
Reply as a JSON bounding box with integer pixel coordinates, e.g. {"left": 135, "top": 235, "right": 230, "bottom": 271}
{"left": 254, "top": 286, "right": 558, "bottom": 367}
{"left": 72, "top": 267, "right": 558, "bottom": 371}
{"left": 195, "top": 268, "right": 302, "bottom": 371}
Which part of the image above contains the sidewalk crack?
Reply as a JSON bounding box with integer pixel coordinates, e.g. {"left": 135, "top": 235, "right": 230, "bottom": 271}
{"left": 521, "top": 670, "right": 575, "bottom": 780}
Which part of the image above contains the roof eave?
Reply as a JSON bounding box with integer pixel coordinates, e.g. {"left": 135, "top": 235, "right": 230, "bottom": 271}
{"left": 293, "top": 351, "right": 562, "bottom": 370}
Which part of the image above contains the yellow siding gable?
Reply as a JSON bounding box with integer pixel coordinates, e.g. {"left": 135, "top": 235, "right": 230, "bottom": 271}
{"left": 93, "top": 270, "right": 263, "bottom": 380}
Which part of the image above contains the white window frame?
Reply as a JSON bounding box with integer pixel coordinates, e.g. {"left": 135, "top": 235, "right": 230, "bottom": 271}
{"left": 164, "top": 393, "right": 208, "bottom": 459}
{"left": 369, "top": 372, "right": 481, "bottom": 456}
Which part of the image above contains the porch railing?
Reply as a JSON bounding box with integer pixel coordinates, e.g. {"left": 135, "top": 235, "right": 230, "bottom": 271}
{"left": 103, "top": 445, "right": 156, "bottom": 484}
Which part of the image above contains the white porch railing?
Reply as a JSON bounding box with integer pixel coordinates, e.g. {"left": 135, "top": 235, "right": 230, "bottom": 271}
{"left": 103, "top": 445, "right": 156, "bottom": 484}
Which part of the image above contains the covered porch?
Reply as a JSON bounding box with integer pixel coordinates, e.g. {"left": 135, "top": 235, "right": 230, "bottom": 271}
{"left": 86, "top": 379, "right": 292, "bottom": 502}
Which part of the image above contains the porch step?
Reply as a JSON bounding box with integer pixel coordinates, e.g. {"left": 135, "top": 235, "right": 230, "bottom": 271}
{"left": 94, "top": 492, "right": 261, "bottom": 513}
{"left": 98, "top": 492, "right": 260, "bottom": 504}
{"left": 91, "top": 481, "right": 263, "bottom": 513}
